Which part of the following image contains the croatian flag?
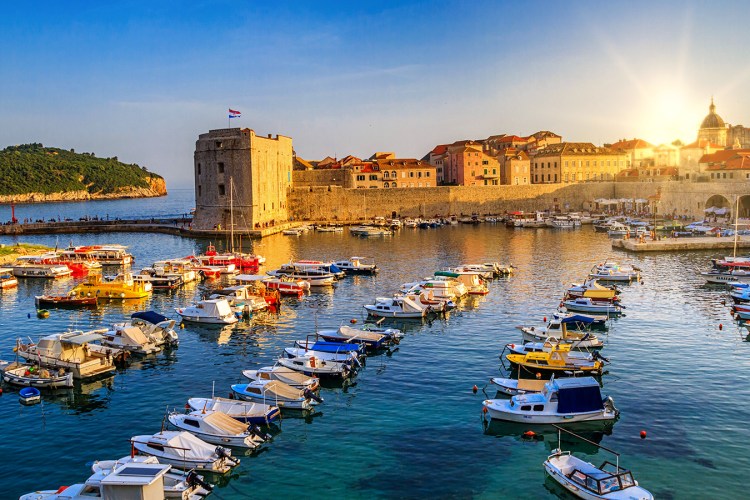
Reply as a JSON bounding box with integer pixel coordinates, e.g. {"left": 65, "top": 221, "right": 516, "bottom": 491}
{"left": 229, "top": 108, "right": 241, "bottom": 118}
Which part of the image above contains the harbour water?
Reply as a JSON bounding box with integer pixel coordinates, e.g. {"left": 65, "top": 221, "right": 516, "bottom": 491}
{"left": 1, "top": 190, "right": 748, "bottom": 499}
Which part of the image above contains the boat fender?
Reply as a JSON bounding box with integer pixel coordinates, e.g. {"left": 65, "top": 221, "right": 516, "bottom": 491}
{"left": 309, "top": 356, "right": 316, "bottom": 368}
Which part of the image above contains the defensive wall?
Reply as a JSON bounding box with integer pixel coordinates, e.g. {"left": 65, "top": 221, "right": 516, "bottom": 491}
{"left": 287, "top": 179, "right": 749, "bottom": 221}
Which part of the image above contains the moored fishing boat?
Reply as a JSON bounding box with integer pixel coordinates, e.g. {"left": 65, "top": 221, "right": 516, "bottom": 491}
{"left": 242, "top": 365, "right": 320, "bottom": 391}
{"left": 231, "top": 380, "right": 322, "bottom": 410}
{"left": 363, "top": 296, "right": 433, "bottom": 318}
{"left": 489, "top": 376, "right": 547, "bottom": 396}
{"left": 168, "top": 410, "right": 267, "bottom": 449}
{"left": 128, "top": 311, "right": 180, "bottom": 347}
{"left": 10, "top": 258, "right": 72, "bottom": 279}
{"left": 187, "top": 396, "right": 281, "bottom": 424}
{"left": 131, "top": 430, "right": 239, "bottom": 474}
{"left": 0, "top": 267, "right": 17, "bottom": 289}
{"left": 17, "top": 330, "right": 119, "bottom": 380}
{"left": 275, "top": 354, "right": 354, "bottom": 378}
{"left": 262, "top": 275, "right": 310, "bottom": 296}
{"left": 70, "top": 272, "right": 152, "bottom": 300}
{"left": 176, "top": 298, "right": 238, "bottom": 325}
{"left": 333, "top": 257, "right": 379, "bottom": 275}
{"left": 562, "top": 297, "right": 622, "bottom": 315}
{"left": 35, "top": 293, "right": 98, "bottom": 309}
{"left": 316, "top": 324, "right": 399, "bottom": 350}
{"left": 517, "top": 318, "right": 604, "bottom": 350}
{"left": 505, "top": 350, "right": 605, "bottom": 376}
{"left": 0, "top": 360, "right": 74, "bottom": 388}
{"left": 482, "top": 376, "right": 618, "bottom": 423}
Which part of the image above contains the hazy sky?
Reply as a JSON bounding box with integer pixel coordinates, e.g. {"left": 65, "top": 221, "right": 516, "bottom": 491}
{"left": 2, "top": 1, "right": 749, "bottom": 188}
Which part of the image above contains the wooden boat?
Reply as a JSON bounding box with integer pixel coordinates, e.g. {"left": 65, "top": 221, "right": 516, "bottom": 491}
{"left": 0, "top": 360, "right": 74, "bottom": 388}
{"left": 187, "top": 396, "right": 281, "bottom": 424}
{"left": 505, "top": 350, "right": 605, "bottom": 376}
{"left": 483, "top": 377, "right": 618, "bottom": 424}
{"left": 70, "top": 272, "right": 152, "bottom": 300}
{"left": 11, "top": 259, "right": 72, "bottom": 279}
{"left": 19, "top": 386, "right": 41, "bottom": 404}
{"left": 0, "top": 267, "right": 18, "bottom": 289}
{"left": 544, "top": 426, "right": 653, "bottom": 499}
{"left": 17, "top": 330, "right": 119, "bottom": 380}
{"left": 566, "top": 279, "right": 618, "bottom": 300}
{"left": 131, "top": 431, "right": 239, "bottom": 474}
{"left": 35, "top": 294, "right": 98, "bottom": 309}
{"left": 276, "top": 354, "right": 355, "bottom": 378}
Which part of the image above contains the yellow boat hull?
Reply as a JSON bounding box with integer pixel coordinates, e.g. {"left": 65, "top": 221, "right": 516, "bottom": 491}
{"left": 71, "top": 283, "right": 151, "bottom": 299}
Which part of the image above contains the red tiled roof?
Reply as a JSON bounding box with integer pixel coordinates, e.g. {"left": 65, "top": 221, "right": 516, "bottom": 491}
{"left": 430, "top": 144, "right": 449, "bottom": 155}
{"left": 706, "top": 154, "right": 750, "bottom": 170}
{"left": 700, "top": 149, "right": 750, "bottom": 164}
{"left": 609, "top": 139, "right": 654, "bottom": 150}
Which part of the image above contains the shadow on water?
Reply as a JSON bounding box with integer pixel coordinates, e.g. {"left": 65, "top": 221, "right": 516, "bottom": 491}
{"left": 482, "top": 420, "right": 614, "bottom": 455}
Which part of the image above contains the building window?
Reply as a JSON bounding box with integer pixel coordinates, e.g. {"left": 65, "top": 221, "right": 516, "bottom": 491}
{"left": 554, "top": 162, "right": 557, "bottom": 169}
{"left": 357, "top": 175, "right": 365, "bottom": 181}
{"left": 426, "top": 172, "right": 430, "bottom": 177}
{"left": 471, "top": 171, "right": 475, "bottom": 176}
{"left": 392, "top": 171, "right": 396, "bottom": 177}
{"left": 197, "top": 163, "right": 201, "bottom": 175}
{"left": 384, "top": 171, "right": 389, "bottom": 178}
{"left": 369, "top": 174, "right": 378, "bottom": 181}
{"left": 523, "top": 177, "right": 527, "bottom": 183}
{"left": 384, "top": 182, "right": 389, "bottom": 188}
{"left": 547, "top": 174, "right": 551, "bottom": 181}
{"left": 418, "top": 182, "right": 423, "bottom": 187}
{"left": 218, "top": 184, "right": 225, "bottom": 196}
{"left": 215, "top": 141, "right": 222, "bottom": 148}
{"left": 218, "top": 162, "right": 225, "bottom": 173}
{"left": 402, "top": 172, "right": 406, "bottom": 178}
{"left": 392, "top": 182, "right": 397, "bottom": 187}
{"left": 198, "top": 185, "right": 201, "bottom": 197}
{"left": 482, "top": 160, "right": 488, "bottom": 165}
{"left": 418, "top": 172, "right": 422, "bottom": 178}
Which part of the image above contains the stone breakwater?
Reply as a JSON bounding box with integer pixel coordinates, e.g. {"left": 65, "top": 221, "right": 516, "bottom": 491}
{"left": 0, "top": 177, "right": 167, "bottom": 203}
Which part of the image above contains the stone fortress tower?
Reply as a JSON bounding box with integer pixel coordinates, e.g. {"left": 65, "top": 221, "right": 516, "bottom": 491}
{"left": 192, "top": 128, "right": 293, "bottom": 231}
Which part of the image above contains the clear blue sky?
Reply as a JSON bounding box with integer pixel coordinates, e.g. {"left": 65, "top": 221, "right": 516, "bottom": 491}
{"left": 2, "top": 1, "right": 749, "bottom": 188}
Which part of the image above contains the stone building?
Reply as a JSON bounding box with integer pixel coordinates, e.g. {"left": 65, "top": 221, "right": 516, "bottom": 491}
{"left": 349, "top": 158, "right": 436, "bottom": 188}
{"left": 531, "top": 142, "right": 628, "bottom": 184}
{"left": 608, "top": 138, "right": 654, "bottom": 168}
{"left": 698, "top": 98, "right": 728, "bottom": 147}
{"left": 498, "top": 148, "right": 530, "bottom": 185}
{"left": 192, "top": 128, "right": 293, "bottom": 230}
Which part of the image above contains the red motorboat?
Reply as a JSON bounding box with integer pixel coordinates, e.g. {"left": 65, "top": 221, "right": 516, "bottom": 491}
{"left": 194, "top": 244, "right": 261, "bottom": 273}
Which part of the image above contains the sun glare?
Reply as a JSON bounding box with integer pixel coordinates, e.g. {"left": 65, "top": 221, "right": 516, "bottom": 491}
{"left": 641, "top": 88, "right": 697, "bottom": 146}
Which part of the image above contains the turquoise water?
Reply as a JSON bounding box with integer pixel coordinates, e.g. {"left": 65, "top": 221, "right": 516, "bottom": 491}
{"left": 0, "top": 192, "right": 747, "bottom": 499}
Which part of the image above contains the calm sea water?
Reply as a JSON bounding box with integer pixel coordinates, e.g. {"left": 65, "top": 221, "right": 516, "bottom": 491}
{"left": 1, "top": 190, "right": 747, "bottom": 499}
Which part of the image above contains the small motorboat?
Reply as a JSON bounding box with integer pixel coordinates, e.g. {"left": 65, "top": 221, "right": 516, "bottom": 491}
{"left": 363, "top": 296, "right": 433, "bottom": 318}
{"left": 562, "top": 297, "right": 622, "bottom": 315}
{"left": 34, "top": 294, "right": 98, "bottom": 309}
{"left": 482, "top": 376, "right": 618, "bottom": 424}
{"left": 19, "top": 386, "right": 41, "bottom": 404}
{"left": 332, "top": 257, "right": 379, "bottom": 275}
{"left": 276, "top": 354, "right": 354, "bottom": 378}
{"left": 262, "top": 275, "right": 310, "bottom": 296}
{"left": 168, "top": 410, "right": 268, "bottom": 449}
{"left": 0, "top": 361, "right": 74, "bottom": 388}
{"left": 131, "top": 430, "right": 240, "bottom": 474}
{"left": 283, "top": 347, "right": 362, "bottom": 366}
{"left": 129, "top": 311, "right": 180, "bottom": 347}
{"left": 293, "top": 339, "right": 366, "bottom": 356}
{"left": 176, "top": 298, "right": 238, "bottom": 325}
{"left": 506, "top": 350, "right": 606, "bottom": 376}
{"left": 231, "top": 380, "right": 322, "bottom": 410}
{"left": 0, "top": 267, "right": 18, "bottom": 289}
{"left": 187, "top": 396, "right": 281, "bottom": 424}
{"left": 19, "top": 460, "right": 205, "bottom": 500}
{"left": 242, "top": 365, "right": 320, "bottom": 391}
{"left": 502, "top": 340, "right": 593, "bottom": 361}
{"left": 588, "top": 262, "right": 640, "bottom": 282}
{"left": 544, "top": 427, "right": 653, "bottom": 499}
{"left": 100, "top": 324, "right": 161, "bottom": 355}
{"left": 566, "top": 279, "right": 618, "bottom": 300}
{"left": 90, "top": 455, "right": 213, "bottom": 499}
{"left": 489, "top": 376, "right": 547, "bottom": 396}
{"left": 316, "top": 324, "right": 397, "bottom": 350}
{"left": 517, "top": 318, "right": 604, "bottom": 350}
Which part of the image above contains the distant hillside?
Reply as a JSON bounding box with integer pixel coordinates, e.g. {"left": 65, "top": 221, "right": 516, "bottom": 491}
{"left": 0, "top": 143, "right": 167, "bottom": 201}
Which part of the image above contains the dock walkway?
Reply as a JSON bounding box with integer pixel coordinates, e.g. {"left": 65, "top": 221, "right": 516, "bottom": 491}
{"left": 613, "top": 235, "right": 750, "bottom": 252}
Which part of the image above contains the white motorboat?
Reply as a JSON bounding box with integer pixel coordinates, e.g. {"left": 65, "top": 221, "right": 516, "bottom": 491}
{"left": 128, "top": 311, "right": 180, "bottom": 347}
{"left": 333, "top": 256, "right": 379, "bottom": 275}
{"left": 363, "top": 296, "right": 432, "bottom": 318}
{"left": 489, "top": 376, "right": 547, "bottom": 396}
{"left": 10, "top": 257, "right": 73, "bottom": 279}
{"left": 20, "top": 460, "right": 196, "bottom": 500}
{"left": 350, "top": 226, "right": 392, "bottom": 236}
{"left": 544, "top": 428, "right": 653, "bottom": 500}
{"left": 0, "top": 267, "right": 18, "bottom": 289}
{"left": 562, "top": 298, "right": 622, "bottom": 315}
{"left": 276, "top": 354, "right": 354, "bottom": 378}
{"left": 702, "top": 268, "right": 750, "bottom": 285}
{"left": 589, "top": 262, "right": 640, "bottom": 282}
{"left": 176, "top": 298, "right": 238, "bottom": 324}
{"left": 17, "top": 330, "right": 119, "bottom": 380}
{"left": 482, "top": 377, "right": 618, "bottom": 424}
{"left": 566, "top": 279, "right": 618, "bottom": 300}
{"left": 434, "top": 270, "right": 489, "bottom": 295}
{"left": 168, "top": 410, "right": 267, "bottom": 449}
{"left": 517, "top": 319, "right": 604, "bottom": 350}
{"left": 267, "top": 267, "right": 336, "bottom": 287}
{"left": 209, "top": 285, "right": 269, "bottom": 312}
{"left": 449, "top": 265, "right": 494, "bottom": 280}
{"left": 0, "top": 359, "right": 74, "bottom": 388}
{"left": 283, "top": 347, "right": 362, "bottom": 365}
{"left": 400, "top": 277, "right": 468, "bottom": 300}
{"left": 316, "top": 324, "right": 401, "bottom": 349}
{"left": 606, "top": 222, "right": 630, "bottom": 238}
{"left": 242, "top": 365, "right": 320, "bottom": 390}
{"left": 90, "top": 455, "right": 213, "bottom": 499}
{"left": 100, "top": 324, "right": 162, "bottom": 355}
{"left": 187, "top": 397, "right": 281, "bottom": 424}
{"left": 231, "top": 380, "right": 322, "bottom": 410}
{"left": 131, "top": 430, "right": 239, "bottom": 474}
{"left": 398, "top": 289, "right": 455, "bottom": 312}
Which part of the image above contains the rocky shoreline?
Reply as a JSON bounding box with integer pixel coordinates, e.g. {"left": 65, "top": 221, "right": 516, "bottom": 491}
{"left": 0, "top": 177, "right": 167, "bottom": 204}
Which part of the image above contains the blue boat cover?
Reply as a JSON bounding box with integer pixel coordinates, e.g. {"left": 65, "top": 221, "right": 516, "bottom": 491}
{"left": 131, "top": 311, "right": 171, "bottom": 325}
{"left": 309, "top": 341, "right": 362, "bottom": 353}
{"left": 556, "top": 378, "right": 604, "bottom": 414}
{"left": 328, "top": 264, "right": 343, "bottom": 274}
{"left": 560, "top": 314, "right": 595, "bottom": 325}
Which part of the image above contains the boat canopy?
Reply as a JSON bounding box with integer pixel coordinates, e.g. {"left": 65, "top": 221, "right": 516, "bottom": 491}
{"left": 553, "top": 377, "right": 604, "bottom": 414}
{"left": 560, "top": 314, "right": 596, "bottom": 325}
{"left": 264, "top": 380, "right": 303, "bottom": 399}
{"left": 234, "top": 274, "right": 268, "bottom": 282}
{"left": 119, "top": 327, "right": 150, "bottom": 347}
{"left": 434, "top": 271, "right": 460, "bottom": 278}
{"left": 202, "top": 410, "right": 249, "bottom": 434}
{"left": 131, "top": 311, "right": 171, "bottom": 325}
{"left": 62, "top": 332, "right": 106, "bottom": 345}
{"left": 138, "top": 431, "right": 216, "bottom": 460}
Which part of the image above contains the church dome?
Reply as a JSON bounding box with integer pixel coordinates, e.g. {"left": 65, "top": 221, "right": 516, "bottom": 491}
{"left": 700, "top": 98, "right": 725, "bottom": 129}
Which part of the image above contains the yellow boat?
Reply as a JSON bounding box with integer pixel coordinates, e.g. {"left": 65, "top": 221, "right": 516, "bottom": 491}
{"left": 567, "top": 279, "right": 617, "bottom": 300}
{"left": 505, "top": 349, "right": 604, "bottom": 376}
{"left": 70, "top": 273, "right": 152, "bottom": 300}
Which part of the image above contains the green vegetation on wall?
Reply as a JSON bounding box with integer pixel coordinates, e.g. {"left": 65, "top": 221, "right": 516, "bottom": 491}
{"left": 0, "top": 143, "right": 163, "bottom": 195}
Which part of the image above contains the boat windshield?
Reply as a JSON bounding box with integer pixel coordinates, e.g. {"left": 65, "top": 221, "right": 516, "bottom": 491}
{"left": 570, "top": 462, "right": 637, "bottom": 494}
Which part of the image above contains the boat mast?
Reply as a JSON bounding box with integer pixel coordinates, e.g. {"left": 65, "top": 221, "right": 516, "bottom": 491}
{"left": 230, "top": 177, "right": 235, "bottom": 253}
{"left": 734, "top": 195, "right": 740, "bottom": 258}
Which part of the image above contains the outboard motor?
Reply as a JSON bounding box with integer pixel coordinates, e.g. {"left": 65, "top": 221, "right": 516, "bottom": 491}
{"left": 250, "top": 424, "right": 273, "bottom": 442}
{"left": 186, "top": 471, "right": 214, "bottom": 492}
{"left": 602, "top": 395, "right": 619, "bottom": 416}
{"left": 303, "top": 388, "right": 324, "bottom": 403}
{"left": 593, "top": 351, "right": 610, "bottom": 363}
{"left": 215, "top": 446, "right": 240, "bottom": 466}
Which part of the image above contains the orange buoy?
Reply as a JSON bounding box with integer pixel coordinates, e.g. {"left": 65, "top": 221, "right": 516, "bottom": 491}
{"left": 523, "top": 430, "right": 536, "bottom": 438}
{"left": 482, "top": 406, "right": 488, "bottom": 414}
{"left": 350, "top": 319, "right": 357, "bottom": 324}
{"left": 472, "top": 385, "right": 478, "bottom": 394}
{"left": 640, "top": 430, "right": 647, "bottom": 439}
{"left": 719, "top": 323, "right": 723, "bottom": 330}
{"left": 0, "top": 387, "right": 3, "bottom": 395}
{"left": 536, "top": 372, "right": 542, "bottom": 379}
{"left": 543, "top": 317, "right": 547, "bottom": 322}
{"left": 184, "top": 403, "right": 190, "bottom": 410}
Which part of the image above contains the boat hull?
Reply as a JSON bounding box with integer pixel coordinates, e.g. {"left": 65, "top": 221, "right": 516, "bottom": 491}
{"left": 483, "top": 400, "right": 616, "bottom": 424}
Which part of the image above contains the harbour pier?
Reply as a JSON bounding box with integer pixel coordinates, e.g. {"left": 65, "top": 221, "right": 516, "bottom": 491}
{"left": 613, "top": 235, "right": 750, "bottom": 252}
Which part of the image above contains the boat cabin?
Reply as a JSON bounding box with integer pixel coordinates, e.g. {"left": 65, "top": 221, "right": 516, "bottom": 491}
{"left": 567, "top": 460, "right": 637, "bottom": 496}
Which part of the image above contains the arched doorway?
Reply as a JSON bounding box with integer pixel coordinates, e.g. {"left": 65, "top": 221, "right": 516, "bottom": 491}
{"left": 740, "top": 195, "right": 750, "bottom": 219}
{"left": 705, "top": 194, "right": 731, "bottom": 221}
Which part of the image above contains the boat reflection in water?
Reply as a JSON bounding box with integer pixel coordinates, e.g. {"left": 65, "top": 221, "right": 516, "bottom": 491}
{"left": 482, "top": 420, "right": 614, "bottom": 455}
{"left": 41, "top": 375, "right": 116, "bottom": 414}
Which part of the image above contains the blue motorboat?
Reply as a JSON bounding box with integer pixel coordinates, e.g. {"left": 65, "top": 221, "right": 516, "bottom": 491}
{"left": 19, "top": 386, "right": 41, "bottom": 404}
{"left": 293, "top": 339, "right": 365, "bottom": 355}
